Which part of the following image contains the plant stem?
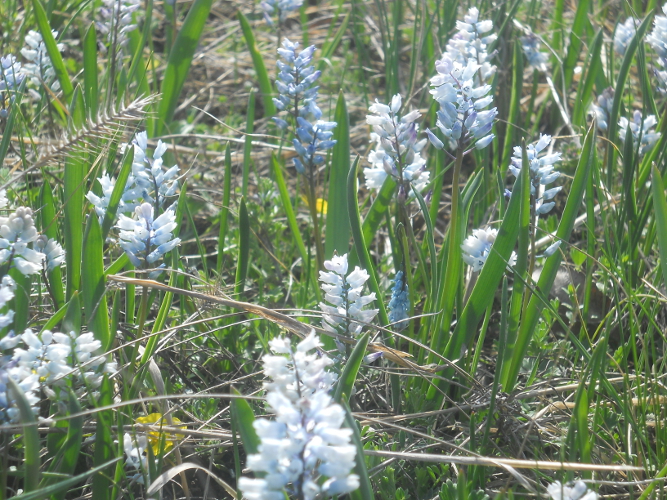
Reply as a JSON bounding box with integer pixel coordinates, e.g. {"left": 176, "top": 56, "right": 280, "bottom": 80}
{"left": 305, "top": 175, "right": 325, "bottom": 270}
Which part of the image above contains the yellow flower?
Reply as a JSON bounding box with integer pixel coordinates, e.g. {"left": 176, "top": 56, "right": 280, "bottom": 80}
{"left": 300, "top": 196, "right": 328, "bottom": 215}
{"left": 135, "top": 413, "right": 185, "bottom": 455}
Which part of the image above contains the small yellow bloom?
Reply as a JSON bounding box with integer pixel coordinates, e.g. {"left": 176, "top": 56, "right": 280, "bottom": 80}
{"left": 135, "top": 413, "right": 185, "bottom": 455}
{"left": 300, "top": 195, "right": 328, "bottom": 215}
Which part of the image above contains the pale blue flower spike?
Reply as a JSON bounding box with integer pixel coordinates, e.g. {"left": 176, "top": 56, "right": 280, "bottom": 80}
{"left": 520, "top": 33, "right": 548, "bottom": 72}
{"left": 97, "top": 0, "right": 141, "bottom": 53}
{"left": 618, "top": 110, "right": 662, "bottom": 155}
{"left": 260, "top": 0, "right": 304, "bottom": 26}
{"left": 21, "top": 30, "right": 64, "bottom": 92}
{"left": 461, "top": 228, "right": 517, "bottom": 272}
{"left": 614, "top": 17, "right": 640, "bottom": 56}
{"left": 388, "top": 271, "right": 410, "bottom": 332}
{"left": 547, "top": 480, "right": 598, "bottom": 500}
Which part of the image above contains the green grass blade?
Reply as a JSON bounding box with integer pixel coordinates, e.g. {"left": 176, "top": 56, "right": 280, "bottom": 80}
{"left": 31, "top": 0, "right": 74, "bottom": 102}
{"left": 242, "top": 91, "right": 256, "bottom": 197}
{"left": 334, "top": 332, "right": 370, "bottom": 404}
{"left": 230, "top": 387, "right": 259, "bottom": 455}
{"left": 237, "top": 10, "right": 276, "bottom": 118}
{"left": 505, "top": 124, "right": 596, "bottom": 392}
{"left": 501, "top": 41, "right": 524, "bottom": 162}
{"left": 10, "top": 270, "right": 32, "bottom": 335}
{"left": 82, "top": 23, "right": 98, "bottom": 119}
{"left": 101, "top": 150, "right": 133, "bottom": 239}
{"left": 572, "top": 29, "right": 604, "bottom": 128}
{"left": 7, "top": 378, "right": 40, "bottom": 492}
{"left": 217, "top": 144, "right": 233, "bottom": 274}
{"left": 343, "top": 401, "right": 373, "bottom": 500}
{"left": 64, "top": 155, "right": 85, "bottom": 300}
{"left": 234, "top": 197, "right": 250, "bottom": 296}
{"left": 92, "top": 376, "right": 114, "bottom": 500}
{"left": 62, "top": 291, "right": 82, "bottom": 335}
{"left": 0, "top": 80, "right": 25, "bottom": 167}
{"left": 38, "top": 181, "right": 65, "bottom": 310}
{"left": 326, "top": 91, "right": 351, "bottom": 259}
{"left": 651, "top": 165, "right": 667, "bottom": 290}
{"left": 361, "top": 176, "right": 396, "bottom": 252}
{"left": 317, "top": 12, "right": 351, "bottom": 73}
{"left": 561, "top": 0, "right": 590, "bottom": 90}
{"left": 82, "top": 214, "right": 111, "bottom": 351}
{"left": 154, "top": 0, "right": 213, "bottom": 135}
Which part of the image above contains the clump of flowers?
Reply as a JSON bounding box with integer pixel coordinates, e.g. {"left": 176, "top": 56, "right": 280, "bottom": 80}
{"left": 21, "top": 29, "right": 64, "bottom": 93}
{"left": 520, "top": 32, "right": 548, "bottom": 72}
{"left": 547, "top": 480, "right": 598, "bottom": 500}
{"left": 618, "top": 110, "right": 661, "bottom": 155}
{"left": 260, "top": 0, "right": 303, "bottom": 26}
{"left": 445, "top": 7, "right": 497, "bottom": 85}
{"left": 319, "top": 254, "right": 378, "bottom": 338}
{"left": 461, "top": 227, "right": 517, "bottom": 272}
{"left": 34, "top": 234, "right": 66, "bottom": 272}
{"left": 0, "top": 206, "right": 49, "bottom": 276}
{"left": 589, "top": 87, "right": 614, "bottom": 131}
{"left": 614, "top": 17, "right": 639, "bottom": 56}
{"left": 238, "top": 333, "right": 360, "bottom": 500}
{"left": 363, "top": 94, "right": 429, "bottom": 198}
{"left": 388, "top": 270, "right": 409, "bottom": 331}
{"left": 0, "top": 55, "right": 25, "bottom": 118}
{"left": 123, "top": 432, "right": 153, "bottom": 485}
{"left": 646, "top": 4, "right": 667, "bottom": 93}
{"left": 97, "top": 0, "right": 141, "bottom": 53}
{"left": 508, "top": 134, "right": 562, "bottom": 216}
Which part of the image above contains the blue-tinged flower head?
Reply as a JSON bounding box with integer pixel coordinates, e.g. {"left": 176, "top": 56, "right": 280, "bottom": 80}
{"left": 319, "top": 254, "right": 378, "bottom": 337}
{"left": 116, "top": 202, "right": 180, "bottom": 269}
{"left": 547, "top": 480, "right": 598, "bottom": 500}
{"left": 363, "top": 94, "right": 430, "bottom": 196}
{"left": 647, "top": 4, "right": 667, "bottom": 92}
{"left": 238, "top": 332, "right": 360, "bottom": 500}
{"left": 97, "top": 0, "right": 141, "bottom": 54}
{"left": 21, "top": 30, "right": 64, "bottom": 93}
{"left": 461, "top": 227, "right": 517, "bottom": 272}
{"left": 293, "top": 119, "right": 337, "bottom": 175}
{"left": 619, "top": 110, "right": 661, "bottom": 155}
{"left": 589, "top": 87, "right": 614, "bottom": 131}
{"left": 429, "top": 54, "right": 497, "bottom": 151}
{"left": 445, "top": 7, "right": 497, "bottom": 85}
{"left": 0, "top": 207, "right": 48, "bottom": 276}
{"left": 260, "top": 0, "right": 303, "bottom": 26}
{"left": 388, "top": 271, "right": 409, "bottom": 332}
{"left": 508, "top": 134, "right": 562, "bottom": 216}
{"left": 0, "top": 55, "right": 24, "bottom": 119}
{"left": 34, "top": 235, "right": 65, "bottom": 272}
{"left": 520, "top": 33, "right": 548, "bottom": 72}
{"left": 614, "top": 17, "right": 639, "bottom": 56}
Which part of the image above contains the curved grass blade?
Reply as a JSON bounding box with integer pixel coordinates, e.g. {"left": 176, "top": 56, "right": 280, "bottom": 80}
{"left": 39, "top": 181, "right": 65, "bottom": 310}
{"left": 231, "top": 387, "right": 259, "bottom": 455}
{"left": 82, "top": 23, "right": 98, "bottom": 119}
{"left": 238, "top": 10, "right": 276, "bottom": 118}
{"left": 651, "top": 165, "right": 667, "bottom": 290}
{"left": 7, "top": 378, "right": 40, "bottom": 492}
{"left": 243, "top": 90, "right": 256, "bottom": 197}
{"left": 101, "top": 149, "right": 133, "bottom": 239}
{"left": 217, "top": 143, "right": 232, "bottom": 274}
{"left": 317, "top": 12, "right": 351, "bottom": 73}
{"left": 234, "top": 197, "right": 250, "bottom": 296}
{"left": 154, "top": 0, "right": 213, "bottom": 135}
{"left": 92, "top": 376, "right": 114, "bottom": 500}
{"left": 561, "top": 0, "right": 590, "bottom": 91}
{"left": 0, "top": 80, "right": 26, "bottom": 166}
{"left": 334, "top": 332, "right": 370, "bottom": 404}
{"left": 343, "top": 401, "right": 373, "bottom": 500}
{"left": 326, "top": 91, "right": 351, "bottom": 259}
{"left": 505, "top": 123, "right": 596, "bottom": 392}
{"left": 572, "top": 29, "right": 604, "bottom": 128}
{"left": 64, "top": 154, "right": 85, "bottom": 300}
{"left": 82, "top": 214, "right": 111, "bottom": 351}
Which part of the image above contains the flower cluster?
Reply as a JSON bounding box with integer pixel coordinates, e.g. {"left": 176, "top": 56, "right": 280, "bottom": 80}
{"left": 618, "top": 110, "right": 661, "bottom": 155}
{"left": 34, "top": 235, "right": 66, "bottom": 272}
{"left": 0, "top": 207, "right": 49, "bottom": 276}
{"left": 520, "top": 33, "right": 548, "bottom": 72}
{"left": 21, "top": 30, "right": 64, "bottom": 93}
{"left": 123, "top": 432, "right": 153, "bottom": 485}
{"left": 589, "top": 87, "right": 614, "bottom": 131}
{"left": 0, "top": 55, "right": 25, "bottom": 119}
{"left": 319, "top": 254, "right": 378, "bottom": 338}
{"left": 461, "top": 227, "right": 517, "bottom": 272}
{"left": 445, "top": 7, "right": 497, "bottom": 85}
{"left": 614, "top": 17, "right": 639, "bottom": 56}
{"left": 260, "top": 0, "right": 303, "bottom": 26}
{"left": 647, "top": 4, "right": 667, "bottom": 92}
{"left": 273, "top": 39, "right": 337, "bottom": 176}
{"left": 508, "top": 134, "right": 562, "bottom": 216}
{"left": 117, "top": 202, "right": 180, "bottom": 269}
{"left": 388, "top": 271, "right": 409, "bottom": 332}
{"left": 238, "top": 333, "right": 360, "bottom": 500}
{"left": 364, "top": 94, "right": 429, "bottom": 198}
{"left": 97, "top": 0, "right": 141, "bottom": 54}
{"left": 547, "top": 480, "right": 598, "bottom": 500}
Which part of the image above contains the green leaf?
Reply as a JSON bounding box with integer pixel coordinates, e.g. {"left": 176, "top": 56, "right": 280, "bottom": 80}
{"left": 217, "top": 144, "right": 232, "bottom": 274}
{"left": 573, "top": 29, "right": 604, "bottom": 128}
{"left": 561, "top": 0, "right": 590, "bottom": 90}
{"left": 234, "top": 197, "right": 250, "bottom": 296}
{"left": 505, "top": 123, "right": 596, "bottom": 392}
{"left": 361, "top": 176, "right": 396, "bottom": 249}
{"left": 82, "top": 214, "right": 111, "bottom": 351}
{"left": 154, "top": 0, "right": 213, "bottom": 135}
{"left": 317, "top": 12, "right": 351, "bottom": 73}
{"left": 101, "top": 149, "right": 134, "bottom": 239}
{"left": 64, "top": 155, "right": 85, "bottom": 300}
{"left": 343, "top": 402, "right": 373, "bottom": 500}
{"left": 334, "top": 332, "right": 370, "bottom": 404}
{"left": 0, "top": 80, "right": 26, "bottom": 167}
{"left": 31, "top": 0, "right": 74, "bottom": 102}
{"left": 62, "top": 291, "right": 81, "bottom": 335}
{"left": 651, "top": 165, "right": 667, "bottom": 291}
{"left": 38, "top": 182, "right": 64, "bottom": 310}
{"left": 82, "top": 23, "right": 98, "bottom": 119}
{"left": 326, "top": 91, "right": 351, "bottom": 259}
{"left": 7, "top": 378, "right": 40, "bottom": 492}
{"left": 230, "top": 388, "right": 259, "bottom": 455}
{"left": 237, "top": 11, "right": 276, "bottom": 118}
{"left": 92, "top": 376, "right": 114, "bottom": 500}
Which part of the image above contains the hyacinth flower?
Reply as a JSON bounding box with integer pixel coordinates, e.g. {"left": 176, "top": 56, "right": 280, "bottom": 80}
{"left": 273, "top": 38, "right": 336, "bottom": 268}
{"left": 0, "top": 207, "right": 49, "bottom": 276}
{"left": 461, "top": 227, "right": 518, "bottom": 272}
{"left": 238, "top": 333, "right": 360, "bottom": 500}
{"left": 388, "top": 271, "right": 410, "bottom": 331}
{"left": 547, "top": 481, "right": 598, "bottom": 500}
{"left": 646, "top": 4, "right": 667, "bottom": 93}
{"left": 364, "top": 94, "right": 430, "bottom": 203}
{"left": 21, "top": 29, "right": 64, "bottom": 95}
{"left": 614, "top": 17, "right": 639, "bottom": 56}
{"left": 319, "top": 254, "right": 378, "bottom": 342}
{"left": 618, "top": 110, "right": 661, "bottom": 155}
{"left": 520, "top": 32, "right": 548, "bottom": 72}
{"left": 260, "top": 0, "right": 303, "bottom": 27}
{"left": 0, "top": 55, "right": 25, "bottom": 119}
{"left": 97, "top": 0, "right": 141, "bottom": 60}
{"left": 589, "top": 87, "right": 614, "bottom": 132}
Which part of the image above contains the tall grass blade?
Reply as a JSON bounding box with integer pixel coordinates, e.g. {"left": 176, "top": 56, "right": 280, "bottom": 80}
{"left": 344, "top": 401, "right": 373, "bottom": 500}
{"left": 82, "top": 23, "right": 98, "bottom": 118}
{"left": 7, "top": 378, "right": 40, "bottom": 491}
{"left": 333, "top": 332, "right": 369, "bottom": 404}
{"left": 217, "top": 144, "right": 232, "bottom": 274}
{"left": 38, "top": 181, "right": 65, "bottom": 310}
{"left": 92, "top": 376, "right": 114, "bottom": 500}
{"left": 651, "top": 166, "right": 667, "bottom": 290}
{"left": 234, "top": 197, "right": 250, "bottom": 296}
{"left": 231, "top": 388, "right": 259, "bottom": 455}
{"left": 82, "top": 214, "right": 111, "bottom": 351}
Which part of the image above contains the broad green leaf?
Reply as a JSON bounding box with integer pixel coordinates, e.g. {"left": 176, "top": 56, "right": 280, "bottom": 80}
{"left": 92, "top": 376, "right": 114, "bottom": 500}
{"left": 101, "top": 149, "right": 134, "bottom": 239}
{"left": 230, "top": 388, "right": 259, "bottom": 455}
{"left": 154, "top": 0, "right": 213, "bottom": 135}
{"left": 325, "top": 91, "right": 351, "bottom": 259}
{"left": 38, "top": 182, "right": 64, "bottom": 310}
{"left": 334, "top": 332, "right": 370, "bottom": 404}
{"left": 62, "top": 291, "right": 81, "bottom": 335}
{"left": 237, "top": 11, "right": 276, "bottom": 118}
{"left": 64, "top": 155, "right": 85, "bottom": 300}
{"left": 7, "top": 378, "right": 40, "bottom": 491}
{"left": 82, "top": 215, "right": 111, "bottom": 351}
{"left": 343, "top": 402, "right": 373, "bottom": 500}
{"left": 82, "top": 23, "right": 98, "bottom": 119}
{"left": 651, "top": 166, "right": 667, "bottom": 291}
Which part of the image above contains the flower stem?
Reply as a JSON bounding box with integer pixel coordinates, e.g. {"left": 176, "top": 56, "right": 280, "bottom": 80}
{"left": 305, "top": 174, "right": 325, "bottom": 270}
